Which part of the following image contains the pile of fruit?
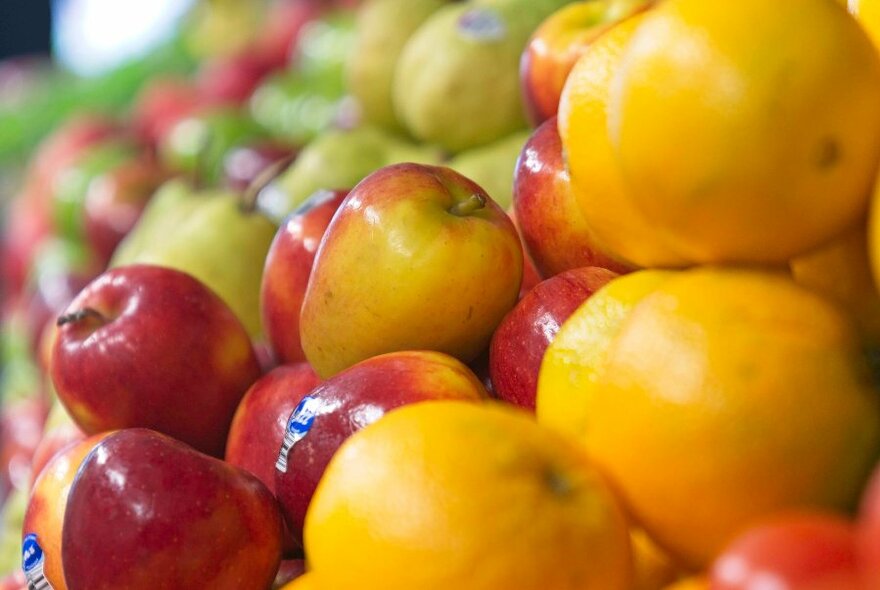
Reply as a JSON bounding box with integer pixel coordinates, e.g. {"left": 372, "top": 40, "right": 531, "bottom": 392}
{"left": 2, "top": 0, "right": 880, "bottom": 588}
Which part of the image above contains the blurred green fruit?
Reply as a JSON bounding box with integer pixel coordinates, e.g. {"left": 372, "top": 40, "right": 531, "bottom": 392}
{"left": 448, "top": 129, "right": 530, "bottom": 209}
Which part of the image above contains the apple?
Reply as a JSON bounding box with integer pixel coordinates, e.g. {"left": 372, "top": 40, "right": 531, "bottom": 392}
{"left": 112, "top": 180, "right": 277, "bottom": 339}
{"left": 859, "top": 463, "right": 880, "bottom": 586}
{"left": 262, "top": 189, "right": 347, "bottom": 364}
{"left": 21, "top": 434, "right": 106, "bottom": 590}
{"left": 28, "top": 404, "right": 85, "bottom": 489}
{"left": 197, "top": 51, "right": 276, "bottom": 107}
{"left": 490, "top": 266, "right": 618, "bottom": 410}
{"left": 275, "top": 350, "right": 486, "bottom": 545}
{"left": 61, "top": 429, "right": 283, "bottom": 590}
{"left": 82, "top": 153, "right": 167, "bottom": 266}
{"left": 513, "top": 116, "right": 633, "bottom": 278}
{"left": 300, "top": 163, "right": 522, "bottom": 378}
{"left": 520, "top": 0, "right": 653, "bottom": 125}
{"left": 51, "top": 265, "right": 262, "bottom": 457}
{"left": 223, "top": 142, "right": 297, "bottom": 193}
{"left": 0, "top": 196, "right": 53, "bottom": 300}
{"left": 131, "top": 77, "right": 203, "bottom": 148}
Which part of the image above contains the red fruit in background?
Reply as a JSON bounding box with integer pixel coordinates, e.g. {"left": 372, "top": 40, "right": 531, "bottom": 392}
{"left": 489, "top": 266, "right": 617, "bottom": 410}
{"left": 0, "top": 571, "right": 26, "bottom": 590}
{"left": 131, "top": 77, "right": 202, "bottom": 147}
{"left": 513, "top": 117, "right": 632, "bottom": 278}
{"left": 261, "top": 189, "right": 347, "bottom": 364}
{"left": 28, "top": 414, "right": 85, "bottom": 488}
{"left": 258, "top": 0, "right": 325, "bottom": 68}
{"left": 197, "top": 51, "right": 277, "bottom": 107}
{"left": 710, "top": 513, "right": 862, "bottom": 590}
{"left": 226, "top": 364, "right": 321, "bottom": 495}
{"left": 83, "top": 154, "right": 167, "bottom": 266}
{"left": 274, "top": 351, "right": 486, "bottom": 546}
{"left": 223, "top": 142, "right": 296, "bottom": 193}
{"left": 859, "top": 464, "right": 880, "bottom": 587}
{"left": 62, "top": 429, "right": 283, "bottom": 590}
{"left": 51, "top": 265, "right": 261, "bottom": 457}
{"left": 24, "top": 267, "right": 95, "bottom": 355}
{"left": 0, "top": 398, "right": 49, "bottom": 503}
{"left": 1, "top": 197, "right": 53, "bottom": 299}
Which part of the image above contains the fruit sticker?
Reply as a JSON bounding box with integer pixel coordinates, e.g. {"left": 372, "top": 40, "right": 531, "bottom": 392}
{"left": 458, "top": 8, "right": 506, "bottom": 42}
{"left": 22, "top": 534, "right": 54, "bottom": 590}
{"left": 276, "top": 395, "right": 322, "bottom": 473}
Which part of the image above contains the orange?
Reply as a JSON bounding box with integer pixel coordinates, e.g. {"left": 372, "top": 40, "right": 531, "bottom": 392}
{"left": 609, "top": 0, "right": 880, "bottom": 264}
{"left": 792, "top": 225, "right": 880, "bottom": 347}
{"left": 558, "top": 12, "right": 685, "bottom": 268}
{"left": 544, "top": 267, "right": 880, "bottom": 567}
{"left": 304, "top": 401, "right": 633, "bottom": 590}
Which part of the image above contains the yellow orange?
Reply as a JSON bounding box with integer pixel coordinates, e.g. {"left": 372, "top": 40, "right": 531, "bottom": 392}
{"left": 610, "top": 0, "right": 880, "bottom": 263}
{"left": 304, "top": 401, "right": 633, "bottom": 590}
{"left": 558, "top": 12, "right": 685, "bottom": 268}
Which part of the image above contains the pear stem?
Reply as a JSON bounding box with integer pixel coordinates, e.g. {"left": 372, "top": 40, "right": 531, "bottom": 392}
{"left": 449, "top": 193, "right": 487, "bottom": 217}
{"left": 57, "top": 307, "right": 107, "bottom": 327}
{"left": 240, "top": 155, "right": 297, "bottom": 215}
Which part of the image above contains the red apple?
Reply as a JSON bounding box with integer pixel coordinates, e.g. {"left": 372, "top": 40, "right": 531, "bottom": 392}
{"left": 275, "top": 350, "right": 486, "bottom": 546}
{"left": 859, "top": 464, "right": 880, "bottom": 586}
{"left": 520, "top": 0, "right": 651, "bottom": 125}
{"left": 29, "top": 406, "right": 86, "bottom": 488}
{"left": 83, "top": 154, "right": 168, "bottom": 265}
{"left": 197, "top": 51, "right": 277, "bottom": 107}
{"left": 131, "top": 77, "right": 203, "bottom": 148}
{"left": 226, "top": 363, "right": 321, "bottom": 495}
{"left": 514, "top": 117, "right": 632, "bottom": 278}
{"left": 50, "top": 265, "right": 262, "bottom": 457}
{"left": 61, "top": 429, "right": 283, "bottom": 590}
{"left": 257, "top": 0, "right": 325, "bottom": 69}
{"left": 261, "top": 189, "right": 347, "bottom": 364}
{"left": 489, "top": 266, "right": 618, "bottom": 410}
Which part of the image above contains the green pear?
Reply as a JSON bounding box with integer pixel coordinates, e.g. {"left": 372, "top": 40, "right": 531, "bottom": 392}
{"left": 447, "top": 129, "right": 529, "bottom": 210}
{"left": 347, "top": 0, "right": 449, "bottom": 132}
{"left": 393, "top": 0, "right": 570, "bottom": 152}
{"left": 259, "top": 126, "right": 444, "bottom": 223}
{"left": 112, "top": 180, "right": 276, "bottom": 338}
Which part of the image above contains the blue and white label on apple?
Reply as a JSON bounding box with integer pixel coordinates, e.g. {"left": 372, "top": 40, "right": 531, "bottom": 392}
{"left": 458, "top": 8, "right": 506, "bottom": 42}
{"left": 22, "top": 534, "right": 54, "bottom": 590}
{"left": 275, "top": 395, "right": 322, "bottom": 474}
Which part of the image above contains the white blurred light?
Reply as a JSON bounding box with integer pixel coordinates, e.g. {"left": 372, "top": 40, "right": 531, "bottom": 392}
{"left": 53, "top": 0, "right": 194, "bottom": 76}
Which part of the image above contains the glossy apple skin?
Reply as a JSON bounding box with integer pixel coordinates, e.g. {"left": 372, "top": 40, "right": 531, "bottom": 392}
{"left": 490, "top": 267, "right": 617, "bottom": 410}
{"left": 275, "top": 351, "right": 486, "bottom": 546}
{"left": 62, "top": 429, "right": 283, "bottom": 590}
{"left": 300, "top": 164, "right": 523, "bottom": 378}
{"left": 859, "top": 464, "right": 880, "bottom": 586}
{"left": 83, "top": 155, "right": 167, "bottom": 266}
{"left": 226, "top": 363, "right": 321, "bottom": 495}
{"left": 50, "top": 265, "right": 262, "bottom": 457}
{"left": 514, "top": 117, "right": 633, "bottom": 278}
{"left": 261, "top": 190, "right": 347, "bottom": 364}
{"left": 22, "top": 435, "right": 107, "bottom": 590}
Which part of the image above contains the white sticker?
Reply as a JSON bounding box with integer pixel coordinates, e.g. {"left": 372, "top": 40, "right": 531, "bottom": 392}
{"left": 458, "top": 8, "right": 507, "bottom": 42}
{"left": 275, "top": 396, "right": 322, "bottom": 474}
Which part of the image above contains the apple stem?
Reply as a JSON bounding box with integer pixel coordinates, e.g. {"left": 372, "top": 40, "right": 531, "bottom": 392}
{"left": 57, "top": 307, "right": 107, "bottom": 327}
{"left": 240, "top": 155, "right": 297, "bottom": 214}
{"left": 449, "top": 193, "right": 487, "bottom": 217}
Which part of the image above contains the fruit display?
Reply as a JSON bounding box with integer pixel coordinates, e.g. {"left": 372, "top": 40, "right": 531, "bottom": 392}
{"left": 2, "top": 0, "right": 880, "bottom": 588}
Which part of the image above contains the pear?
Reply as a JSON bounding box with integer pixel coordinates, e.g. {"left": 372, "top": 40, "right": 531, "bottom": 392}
{"left": 347, "top": 0, "right": 449, "bottom": 132}
{"left": 112, "top": 180, "right": 276, "bottom": 338}
{"left": 258, "top": 126, "right": 444, "bottom": 223}
{"left": 393, "top": 0, "right": 571, "bottom": 153}
{"left": 448, "top": 129, "right": 530, "bottom": 209}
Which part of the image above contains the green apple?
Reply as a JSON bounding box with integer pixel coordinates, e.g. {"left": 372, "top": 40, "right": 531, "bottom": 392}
{"left": 259, "top": 126, "right": 444, "bottom": 223}
{"left": 347, "top": 0, "right": 449, "bottom": 132}
{"left": 112, "top": 180, "right": 276, "bottom": 338}
{"left": 448, "top": 129, "right": 530, "bottom": 210}
{"left": 300, "top": 163, "right": 523, "bottom": 377}
{"left": 393, "top": 0, "right": 571, "bottom": 152}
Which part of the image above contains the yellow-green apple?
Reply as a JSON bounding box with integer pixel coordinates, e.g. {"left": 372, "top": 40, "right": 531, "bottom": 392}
{"left": 262, "top": 126, "right": 443, "bottom": 223}
{"left": 513, "top": 117, "right": 632, "bottom": 277}
{"left": 21, "top": 434, "right": 107, "bottom": 590}
{"left": 28, "top": 403, "right": 85, "bottom": 488}
{"left": 448, "top": 130, "right": 530, "bottom": 210}
{"left": 261, "top": 190, "right": 347, "bottom": 364}
{"left": 274, "top": 350, "right": 486, "bottom": 545}
{"left": 489, "top": 267, "right": 617, "bottom": 410}
{"left": 520, "top": 0, "right": 653, "bottom": 125}
{"left": 61, "top": 429, "right": 283, "bottom": 590}
{"left": 82, "top": 153, "right": 167, "bottom": 266}
{"left": 112, "top": 180, "right": 277, "bottom": 338}
{"left": 50, "top": 265, "right": 261, "bottom": 457}
{"left": 392, "top": 0, "right": 570, "bottom": 153}
{"left": 859, "top": 464, "right": 880, "bottom": 586}
{"left": 300, "top": 163, "right": 522, "bottom": 377}
{"left": 347, "top": 0, "right": 449, "bottom": 131}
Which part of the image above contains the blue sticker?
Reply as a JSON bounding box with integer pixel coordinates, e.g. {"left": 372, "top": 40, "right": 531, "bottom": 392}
{"left": 458, "top": 8, "right": 506, "bottom": 42}
{"left": 276, "top": 396, "right": 322, "bottom": 473}
{"left": 22, "top": 534, "right": 43, "bottom": 573}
